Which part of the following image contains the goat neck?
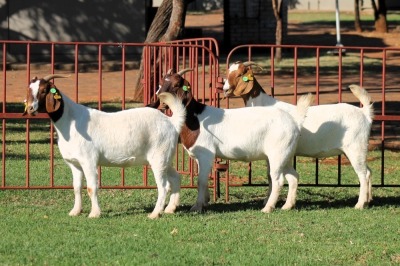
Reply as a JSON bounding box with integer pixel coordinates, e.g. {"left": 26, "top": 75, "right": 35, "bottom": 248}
{"left": 174, "top": 77, "right": 206, "bottom": 149}
{"left": 157, "top": 71, "right": 206, "bottom": 149}
{"left": 240, "top": 77, "right": 266, "bottom": 106}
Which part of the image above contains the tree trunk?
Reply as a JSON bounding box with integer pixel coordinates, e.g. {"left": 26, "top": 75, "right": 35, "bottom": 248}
{"left": 354, "top": 0, "right": 362, "bottom": 32}
{"left": 133, "top": 0, "right": 188, "bottom": 102}
{"left": 272, "top": 0, "right": 283, "bottom": 62}
{"left": 371, "top": 0, "right": 388, "bottom": 33}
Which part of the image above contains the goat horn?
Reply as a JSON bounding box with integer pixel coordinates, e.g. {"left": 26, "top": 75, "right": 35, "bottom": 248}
{"left": 243, "top": 61, "right": 258, "bottom": 67}
{"left": 243, "top": 61, "right": 264, "bottom": 71}
{"left": 177, "top": 68, "right": 193, "bottom": 76}
{"left": 42, "top": 74, "right": 71, "bottom": 82}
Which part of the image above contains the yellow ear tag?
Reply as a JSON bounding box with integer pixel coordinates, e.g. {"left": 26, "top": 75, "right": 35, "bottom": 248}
{"left": 54, "top": 94, "right": 62, "bottom": 100}
{"left": 24, "top": 100, "right": 28, "bottom": 112}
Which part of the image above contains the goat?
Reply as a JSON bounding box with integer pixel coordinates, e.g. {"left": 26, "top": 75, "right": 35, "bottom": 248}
{"left": 153, "top": 69, "right": 313, "bottom": 213}
{"left": 23, "top": 74, "right": 186, "bottom": 219}
{"left": 223, "top": 61, "right": 374, "bottom": 209}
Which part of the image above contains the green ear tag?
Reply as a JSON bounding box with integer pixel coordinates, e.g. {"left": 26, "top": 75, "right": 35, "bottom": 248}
{"left": 183, "top": 85, "right": 188, "bottom": 91}
{"left": 242, "top": 76, "right": 248, "bottom": 82}
{"left": 50, "top": 88, "right": 57, "bottom": 94}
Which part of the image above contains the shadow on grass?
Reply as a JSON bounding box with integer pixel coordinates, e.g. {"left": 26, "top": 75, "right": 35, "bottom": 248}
{"left": 99, "top": 194, "right": 400, "bottom": 218}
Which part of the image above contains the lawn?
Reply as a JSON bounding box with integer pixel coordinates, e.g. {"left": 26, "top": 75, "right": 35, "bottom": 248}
{"left": 1, "top": 117, "right": 400, "bottom": 265}
{"left": 288, "top": 10, "right": 400, "bottom": 24}
{"left": 1, "top": 185, "right": 400, "bottom": 265}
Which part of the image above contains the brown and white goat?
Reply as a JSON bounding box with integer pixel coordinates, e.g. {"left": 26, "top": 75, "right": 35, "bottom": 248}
{"left": 23, "top": 74, "right": 186, "bottom": 218}
{"left": 152, "top": 69, "right": 313, "bottom": 213}
{"left": 223, "top": 61, "right": 374, "bottom": 209}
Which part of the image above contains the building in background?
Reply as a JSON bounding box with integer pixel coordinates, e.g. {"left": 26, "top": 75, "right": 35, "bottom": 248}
{"left": 223, "top": 0, "right": 287, "bottom": 48}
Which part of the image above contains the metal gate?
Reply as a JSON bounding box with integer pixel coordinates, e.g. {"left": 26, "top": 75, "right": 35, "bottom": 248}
{"left": 0, "top": 38, "right": 221, "bottom": 199}
{"left": 217, "top": 44, "right": 400, "bottom": 201}
{"left": 2, "top": 39, "right": 400, "bottom": 202}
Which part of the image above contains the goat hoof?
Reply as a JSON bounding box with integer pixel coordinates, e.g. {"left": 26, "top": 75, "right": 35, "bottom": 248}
{"left": 148, "top": 212, "right": 161, "bottom": 219}
{"left": 281, "top": 203, "right": 294, "bottom": 210}
{"left": 69, "top": 209, "right": 82, "bottom": 216}
{"left": 261, "top": 206, "right": 274, "bottom": 213}
{"left": 88, "top": 210, "right": 101, "bottom": 218}
{"left": 190, "top": 203, "right": 205, "bottom": 213}
{"left": 354, "top": 202, "right": 367, "bottom": 209}
{"left": 164, "top": 205, "right": 177, "bottom": 214}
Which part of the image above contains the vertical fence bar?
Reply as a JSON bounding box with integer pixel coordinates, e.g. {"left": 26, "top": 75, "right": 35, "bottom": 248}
{"left": 121, "top": 44, "right": 126, "bottom": 186}
{"left": 143, "top": 45, "right": 150, "bottom": 186}
{"left": 50, "top": 43, "right": 55, "bottom": 187}
{"left": 293, "top": 46, "right": 298, "bottom": 104}
{"left": 381, "top": 49, "right": 387, "bottom": 185}
{"left": 74, "top": 44, "right": 79, "bottom": 103}
{"left": 97, "top": 44, "right": 102, "bottom": 186}
{"left": 98, "top": 44, "right": 103, "bottom": 110}
{"left": 2, "top": 43, "right": 6, "bottom": 187}
{"left": 293, "top": 47, "right": 298, "bottom": 169}
{"left": 315, "top": 47, "right": 320, "bottom": 185}
{"left": 315, "top": 48, "right": 320, "bottom": 104}
{"left": 25, "top": 43, "right": 31, "bottom": 188}
{"left": 359, "top": 49, "right": 364, "bottom": 88}
{"left": 270, "top": 47, "right": 275, "bottom": 97}
{"left": 337, "top": 47, "right": 343, "bottom": 185}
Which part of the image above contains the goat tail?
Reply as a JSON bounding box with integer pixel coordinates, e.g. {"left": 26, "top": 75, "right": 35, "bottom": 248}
{"left": 348, "top": 84, "right": 374, "bottom": 122}
{"left": 158, "top": 92, "right": 187, "bottom": 133}
{"left": 291, "top": 93, "right": 314, "bottom": 130}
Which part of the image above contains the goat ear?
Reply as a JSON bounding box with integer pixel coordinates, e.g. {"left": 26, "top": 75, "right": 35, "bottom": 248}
{"left": 233, "top": 69, "right": 254, "bottom": 96}
{"left": 45, "top": 92, "right": 62, "bottom": 114}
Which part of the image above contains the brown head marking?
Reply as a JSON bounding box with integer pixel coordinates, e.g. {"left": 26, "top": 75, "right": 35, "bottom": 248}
{"left": 23, "top": 74, "right": 69, "bottom": 122}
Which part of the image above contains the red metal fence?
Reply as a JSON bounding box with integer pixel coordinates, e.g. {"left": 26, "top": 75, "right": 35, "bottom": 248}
{"left": 1, "top": 39, "right": 400, "bottom": 202}
{"left": 218, "top": 44, "right": 400, "bottom": 200}
{"left": 0, "top": 39, "right": 221, "bottom": 199}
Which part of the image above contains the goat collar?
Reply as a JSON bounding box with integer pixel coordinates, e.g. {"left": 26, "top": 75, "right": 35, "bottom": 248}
{"left": 46, "top": 84, "right": 64, "bottom": 123}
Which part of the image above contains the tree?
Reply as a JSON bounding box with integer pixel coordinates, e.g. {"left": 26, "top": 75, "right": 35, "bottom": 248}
{"left": 133, "top": 0, "right": 190, "bottom": 102}
{"left": 354, "top": 0, "right": 363, "bottom": 32}
{"left": 371, "top": 0, "right": 388, "bottom": 33}
{"left": 272, "top": 0, "right": 284, "bottom": 62}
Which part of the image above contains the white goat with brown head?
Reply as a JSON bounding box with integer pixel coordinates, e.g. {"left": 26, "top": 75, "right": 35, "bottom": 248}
{"left": 23, "top": 74, "right": 186, "bottom": 219}
{"left": 154, "top": 69, "right": 313, "bottom": 213}
{"left": 223, "top": 61, "right": 374, "bottom": 209}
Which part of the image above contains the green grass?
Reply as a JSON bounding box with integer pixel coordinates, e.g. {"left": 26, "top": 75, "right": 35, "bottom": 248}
{"left": 1, "top": 187, "right": 400, "bottom": 265}
{"left": 2, "top": 108, "right": 400, "bottom": 265}
{"left": 289, "top": 10, "right": 400, "bottom": 24}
